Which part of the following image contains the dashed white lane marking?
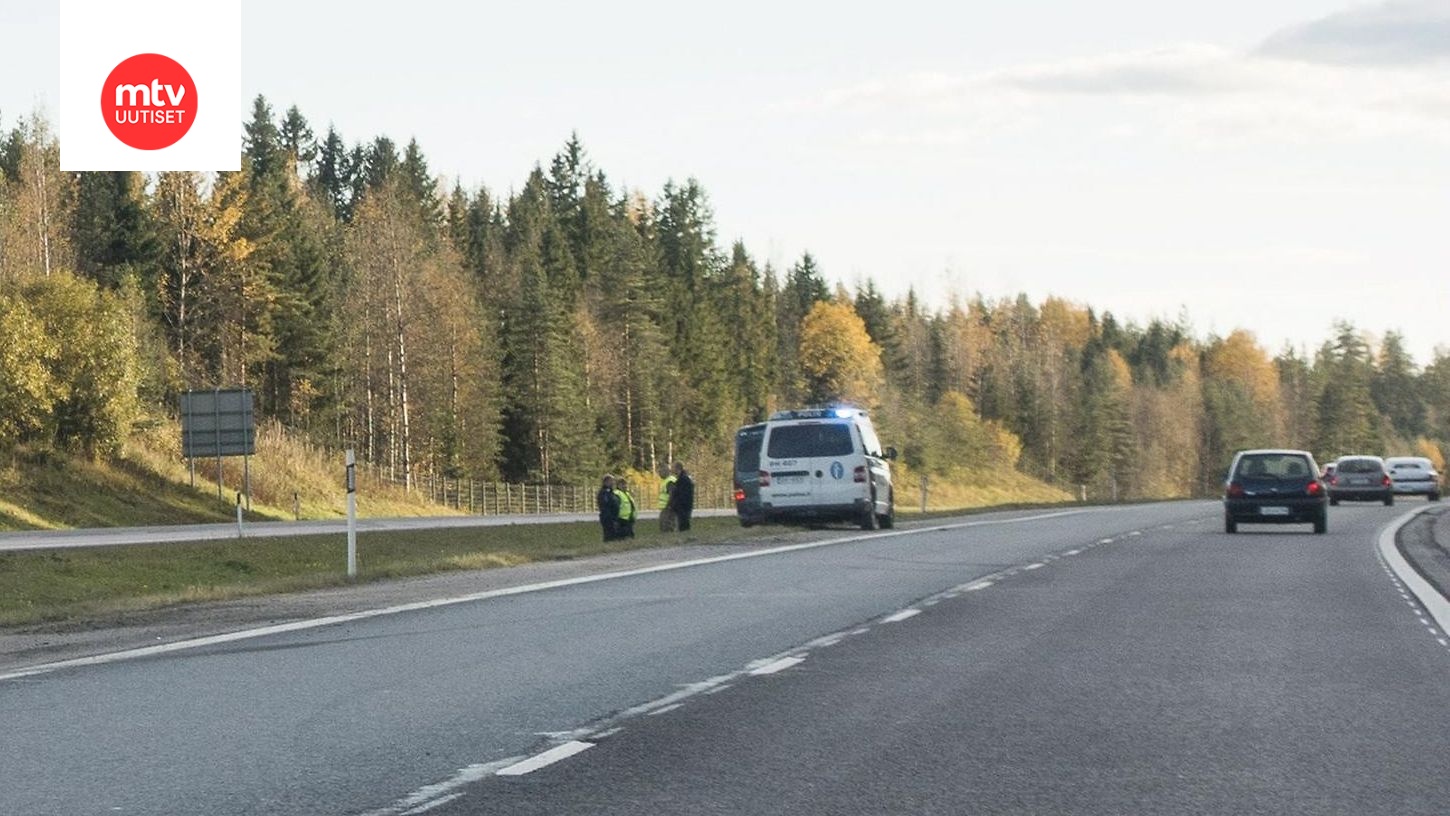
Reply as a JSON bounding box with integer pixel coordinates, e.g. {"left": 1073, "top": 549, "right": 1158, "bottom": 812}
{"left": 1098, "top": 538, "right": 1114, "bottom": 544}
{"left": 1023, "top": 563, "right": 1045, "bottom": 571}
{"left": 1376, "top": 508, "right": 1450, "bottom": 650}
{"left": 749, "top": 656, "right": 805, "bottom": 675}
{"left": 0, "top": 508, "right": 1094, "bottom": 682}
{"left": 1127, "top": 531, "right": 1142, "bottom": 537}
{"left": 359, "top": 758, "right": 524, "bottom": 816}
{"left": 400, "top": 792, "right": 464, "bottom": 815}
{"left": 963, "top": 581, "right": 993, "bottom": 591}
{"left": 495, "top": 741, "right": 595, "bottom": 777}
{"left": 882, "top": 609, "right": 920, "bottom": 623}
{"left": 1064, "top": 549, "right": 1082, "bottom": 556}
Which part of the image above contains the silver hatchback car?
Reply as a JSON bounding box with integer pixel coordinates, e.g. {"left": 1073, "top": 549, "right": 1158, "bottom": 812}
{"left": 1328, "top": 456, "right": 1393, "bottom": 506}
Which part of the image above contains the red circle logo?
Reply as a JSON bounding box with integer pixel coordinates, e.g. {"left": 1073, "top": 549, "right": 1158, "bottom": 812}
{"left": 100, "top": 53, "right": 197, "bottom": 151}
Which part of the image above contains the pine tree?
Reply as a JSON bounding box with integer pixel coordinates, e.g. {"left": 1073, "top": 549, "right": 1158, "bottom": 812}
{"left": 1372, "top": 331, "right": 1425, "bottom": 439}
{"left": 70, "top": 171, "right": 158, "bottom": 290}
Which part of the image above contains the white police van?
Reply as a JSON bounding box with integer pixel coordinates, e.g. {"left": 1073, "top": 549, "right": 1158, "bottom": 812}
{"left": 756, "top": 407, "right": 896, "bottom": 529}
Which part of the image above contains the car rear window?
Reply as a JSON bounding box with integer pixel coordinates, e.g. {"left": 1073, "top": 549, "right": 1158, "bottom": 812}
{"left": 1234, "top": 453, "right": 1313, "bottom": 480}
{"left": 767, "top": 423, "right": 854, "bottom": 459}
{"left": 1337, "top": 458, "right": 1382, "bottom": 474}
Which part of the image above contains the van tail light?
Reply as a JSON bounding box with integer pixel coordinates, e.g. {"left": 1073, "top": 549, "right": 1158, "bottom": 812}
{"left": 758, "top": 470, "right": 771, "bottom": 488}
{"left": 1227, "top": 482, "right": 1245, "bottom": 498}
{"left": 1306, "top": 481, "right": 1322, "bottom": 497}
{"left": 853, "top": 466, "right": 867, "bottom": 483}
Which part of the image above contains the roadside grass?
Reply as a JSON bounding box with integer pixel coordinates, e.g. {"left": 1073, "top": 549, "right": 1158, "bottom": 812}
{"left": 893, "top": 464, "right": 1075, "bottom": 512}
{"left": 0, "top": 516, "right": 805, "bottom": 628}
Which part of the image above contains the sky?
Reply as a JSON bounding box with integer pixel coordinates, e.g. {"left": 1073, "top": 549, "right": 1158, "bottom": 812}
{"left": 3, "top": 1, "right": 1449, "bottom": 363}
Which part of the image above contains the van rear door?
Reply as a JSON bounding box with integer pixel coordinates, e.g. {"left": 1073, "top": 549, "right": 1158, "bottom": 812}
{"left": 763, "top": 421, "right": 858, "bottom": 508}
{"left": 733, "top": 424, "right": 766, "bottom": 518}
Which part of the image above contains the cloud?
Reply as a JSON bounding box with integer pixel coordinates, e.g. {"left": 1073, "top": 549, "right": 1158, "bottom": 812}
{"left": 1257, "top": 1, "right": 1450, "bottom": 66}
{"left": 784, "top": 35, "right": 1450, "bottom": 148}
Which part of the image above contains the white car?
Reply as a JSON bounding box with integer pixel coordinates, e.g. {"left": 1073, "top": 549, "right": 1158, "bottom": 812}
{"left": 1385, "top": 456, "right": 1441, "bottom": 501}
{"left": 756, "top": 408, "right": 896, "bottom": 529}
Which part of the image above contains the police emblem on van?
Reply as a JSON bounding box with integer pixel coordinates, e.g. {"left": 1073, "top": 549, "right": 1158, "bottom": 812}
{"left": 830, "top": 462, "right": 844, "bottom": 479}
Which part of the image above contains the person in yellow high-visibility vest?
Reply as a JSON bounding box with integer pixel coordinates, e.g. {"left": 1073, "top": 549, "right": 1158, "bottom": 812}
{"left": 614, "top": 482, "right": 637, "bottom": 539}
{"left": 657, "top": 465, "right": 678, "bottom": 532}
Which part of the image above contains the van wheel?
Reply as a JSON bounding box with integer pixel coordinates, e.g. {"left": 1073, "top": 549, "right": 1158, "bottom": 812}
{"left": 1224, "top": 515, "right": 1237, "bottom": 534}
{"left": 1384, "top": 494, "right": 1394, "bottom": 507}
{"left": 860, "top": 492, "right": 881, "bottom": 531}
{"left": 1431, "top": 492, "right": 1441, "bottom": 502}
{"left": 880, "top": 493, "right": 895, "bottom": 529}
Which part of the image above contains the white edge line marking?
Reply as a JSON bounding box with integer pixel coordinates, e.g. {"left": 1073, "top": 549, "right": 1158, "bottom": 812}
{"left": 495, "top": 741, "right": 595, "bottom": 777}
{"left": 648, "top": 703, "right": 683, "bottom": 716}
{"left": 963, "top": 581, "right": 993, "bottom": 591}
{"left": 882, "top": 609, "right": 920, "bottom": 623}
{"left": 749, "top": 655, "right": 805, "bottom": 675}
{"left": 1377, "top": 508, "right": 1450, "bottom": 636}
{"left": 0, "top": 509, "right": 1090, "bottom": 681}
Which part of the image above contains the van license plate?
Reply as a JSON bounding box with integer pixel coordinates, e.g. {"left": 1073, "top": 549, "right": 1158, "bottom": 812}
{"left": 777, "top": 476, "right": 805, "bottom": 485}
{"left": 1259, "top": 506, "right": 1289, "bottom": 516}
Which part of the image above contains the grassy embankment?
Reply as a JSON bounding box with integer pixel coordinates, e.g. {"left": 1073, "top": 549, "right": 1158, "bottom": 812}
{"left": 0, "top": 420, "right": 454, "bottom": 532}
{"left": 0, "top": 425, "right": 1075, "bottom": 628}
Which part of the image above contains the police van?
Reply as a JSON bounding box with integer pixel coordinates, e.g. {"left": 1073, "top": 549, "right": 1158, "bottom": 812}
{"left": 755, "top": 407, "right": 896, "bottom": 529}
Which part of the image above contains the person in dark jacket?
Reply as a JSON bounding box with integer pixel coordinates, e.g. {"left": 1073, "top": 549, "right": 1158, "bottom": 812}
{"left": 597, "top": 475, "right": 620, "bottom": 541}
{"left": 669, "top": 462, "right": 695, "bottom": 532}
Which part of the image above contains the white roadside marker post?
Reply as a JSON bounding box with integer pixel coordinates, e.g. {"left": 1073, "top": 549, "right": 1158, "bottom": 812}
{"left": 235, "top": 492, "right": 243, "bottom": 538}
{"left": 346, "top": 449, "right": 357, "bottom": 578}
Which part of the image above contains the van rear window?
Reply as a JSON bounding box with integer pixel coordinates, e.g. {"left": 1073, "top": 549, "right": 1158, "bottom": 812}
{"left": 767, "top": 423, "right": 854, "bottom": 458}
{"left": 735, "top": 428, "right": 765, "bottom": 472}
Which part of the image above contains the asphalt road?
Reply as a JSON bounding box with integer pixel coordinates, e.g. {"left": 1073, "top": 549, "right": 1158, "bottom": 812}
{"left": 3, "top": 501, "right": 1448, "bottom": 815}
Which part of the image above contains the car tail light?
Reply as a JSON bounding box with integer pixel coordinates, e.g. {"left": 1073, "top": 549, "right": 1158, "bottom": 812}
{"left": 1306, "top": 481, "right": 1322, "bottom": 497}
{"left": 1382, "top": 474, "right": 1392, "bottom": 487}
{"left": 733, "top": 489, "right": 745, "bottom": 503}
{"left": 853, "top": 465, "right": 867, "bottom": 483}
{"left": 1227, "top": 482, "right": 1245, "bottom": 498}
{"left": 1329, "top": 475, "right": 1338, "bottom": 486}
{"left": 758, "top": 470, "right": 771, "bottom": 487}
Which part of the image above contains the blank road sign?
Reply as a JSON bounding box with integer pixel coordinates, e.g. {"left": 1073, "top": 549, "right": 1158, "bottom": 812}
{"left": 180, "top": 388, "right": 255, "bottom": 458}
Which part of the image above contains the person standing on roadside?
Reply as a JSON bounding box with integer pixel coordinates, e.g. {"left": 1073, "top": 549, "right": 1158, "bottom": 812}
{"left": 614, "top": 479, "right": 638, "bottom": 539}
{"left": 597, "top": 474, "right": 619, "bottom": 541}
{"left": 669, "top": 461, "right": 695, "bottom": 532}
{"left": 657, "top": 464, "right": 678, "bottom": 533}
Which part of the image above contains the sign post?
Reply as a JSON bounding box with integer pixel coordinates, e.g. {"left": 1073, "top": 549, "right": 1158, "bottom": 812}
{"left": 346, "top": 448, "right": 357, "bottom": 578}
